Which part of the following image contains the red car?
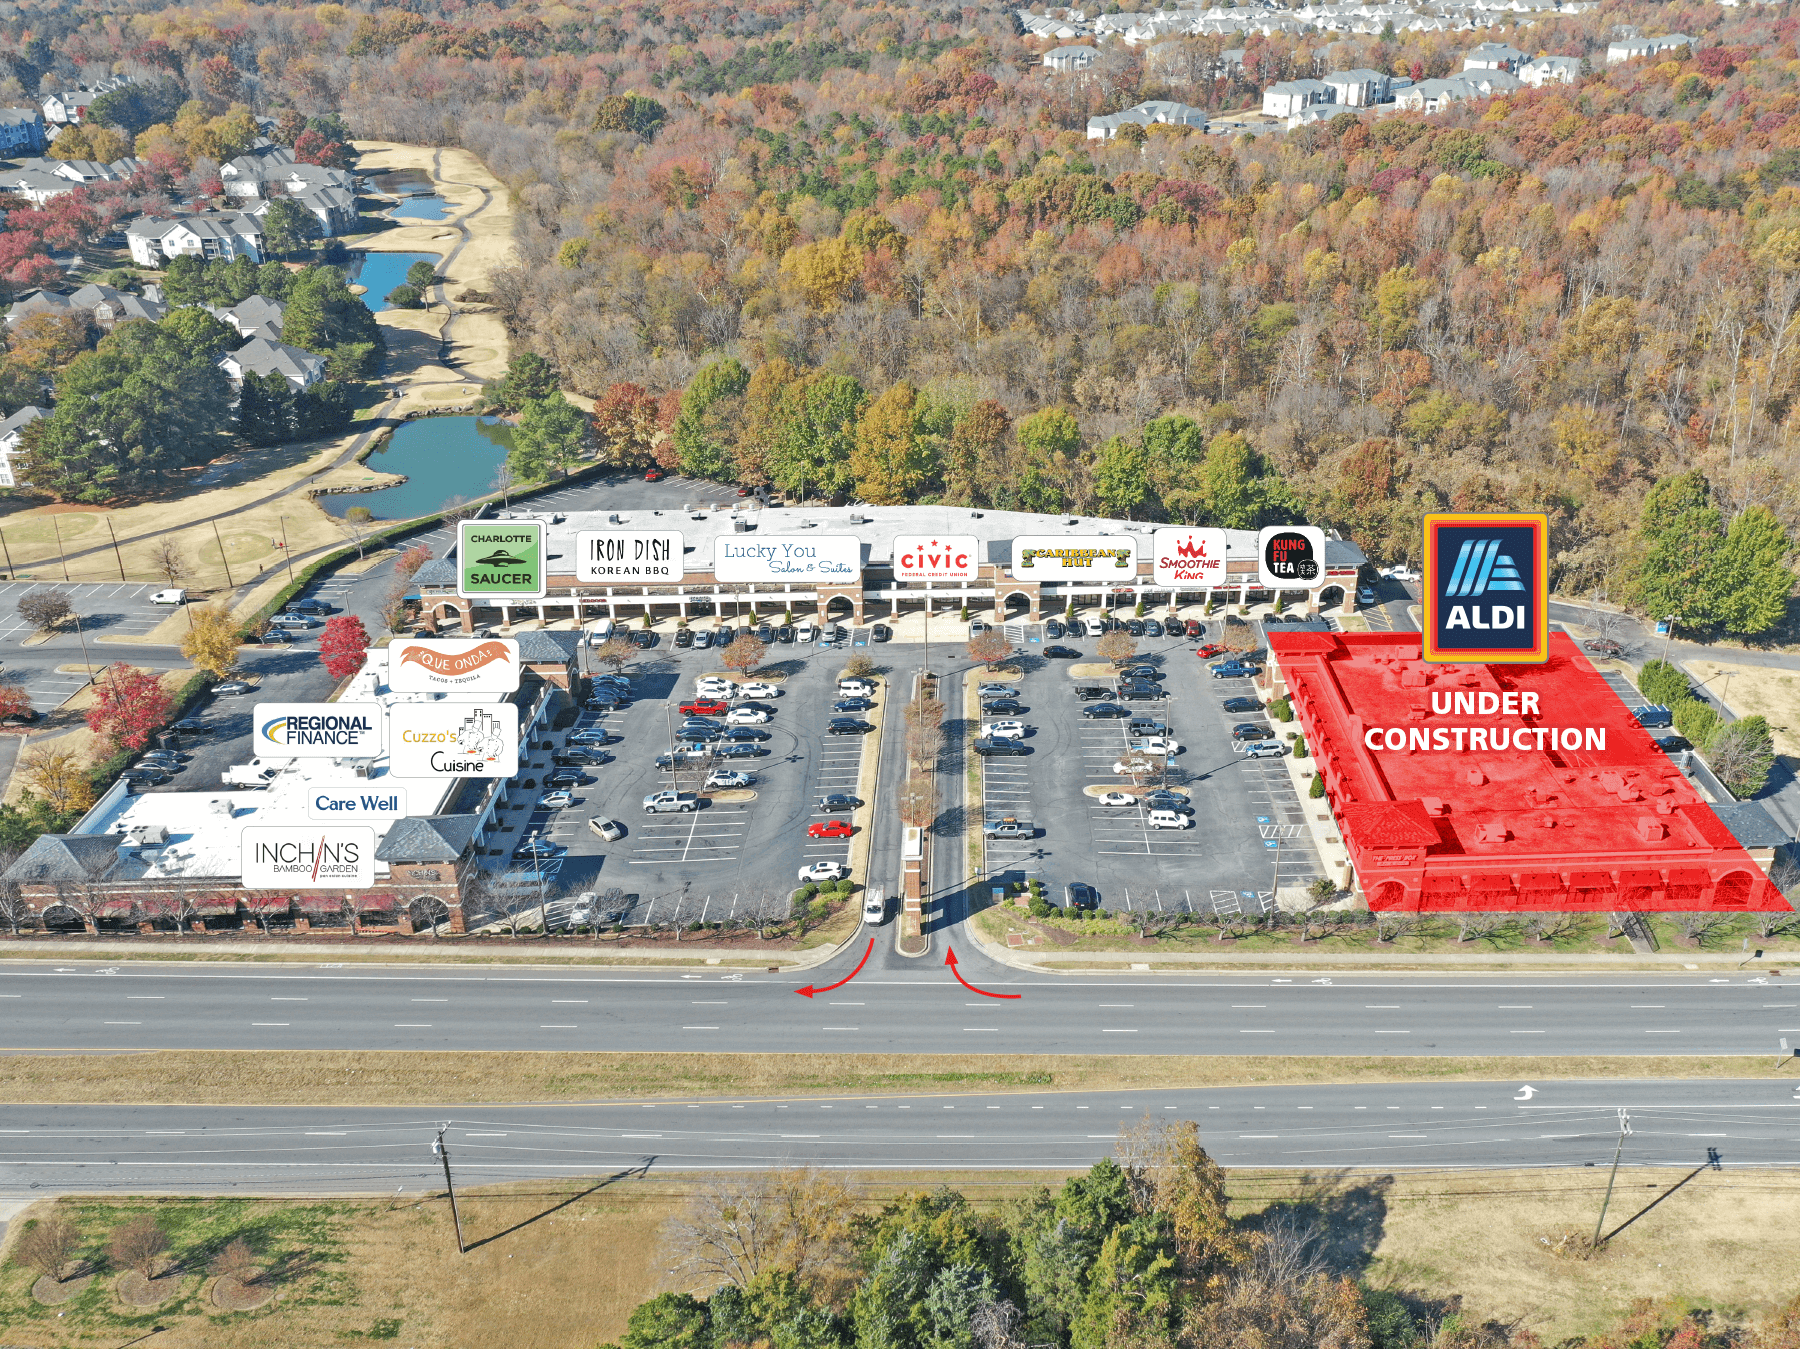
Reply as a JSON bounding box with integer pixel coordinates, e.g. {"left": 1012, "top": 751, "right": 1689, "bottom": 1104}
{"left": 1195, "top": 643, "right": 1223, "bottom": 659}
{"left": 807, "top": 820, "right": 855, "bottom": 839}
{"left": 679, "top": 698, "right": 729, "bottom": 716}
{"left": 644, "top": 467, "right": 664, "bottom": 481}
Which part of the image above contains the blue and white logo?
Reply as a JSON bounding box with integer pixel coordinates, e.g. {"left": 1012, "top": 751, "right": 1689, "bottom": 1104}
{"left": 1442, "top": 539, "right": 1527, "bottom": 597}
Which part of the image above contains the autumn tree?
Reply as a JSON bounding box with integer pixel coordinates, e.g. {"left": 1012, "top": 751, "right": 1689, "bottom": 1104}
{"left": 318, "top": 615, "right": 370, "bottom": 681}
{"left": 661, "top": 1166, "right": 854, "bottom": 1291}
{"left": 720, "top": 634, "right": 768, "bottom": 679}
{"left": 1114, "top": 1116, "right": 1245, "bottom": 1292}
{"left": 17, "top": 588, "right": 73, "bottom": 633}
{"left": 592, "top": 635, "right": 635, "bottom": 676}
{"left": 85, "top": 665, "right": 174, "bottom": 752}
{"left": 591, "top": 382, "right": 663, "bottom": 465}
{"left": 15, "top": 1213, "right": 80, "bottom": 1284}
{"left": 1097, "top": 629, "right": 1137, "bottom": 665}
{"left": 851, "top": 381, "right": 935, "bottom": 505}
{"left": 394, "top": 544, "right": 432, "bottom": 580}
{"left": 179, "top": 605, "right": 241, "bottom": 679}
{"left": 968, "top": 630, "right": 1013, "bottom": 670}
{"left": 107, "top": 1216, "right": 169, "bottom": 1279}
{"left": 0, "top": 681, "right": 33, "bottom": 723}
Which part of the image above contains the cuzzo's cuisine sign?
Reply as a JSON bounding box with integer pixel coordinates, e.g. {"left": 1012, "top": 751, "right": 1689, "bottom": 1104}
{"left": 892, "top": 534, "right": 978, "bottom": 582}
{"left": 1152, "top": 528, "right": 1228, "bottom": 588}
{"left": 241, "top": 826, "right": 374, "bottom": 888}
{"left": 388, "top": 639, "right": 520, "bottom": 693}
{"left": 388, "top": 704, "right": 519, "bottom": 778}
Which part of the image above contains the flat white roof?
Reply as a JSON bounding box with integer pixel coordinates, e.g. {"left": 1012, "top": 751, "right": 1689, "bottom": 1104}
{"left": 71, "top": 648, "right": 502, "bottom": 881}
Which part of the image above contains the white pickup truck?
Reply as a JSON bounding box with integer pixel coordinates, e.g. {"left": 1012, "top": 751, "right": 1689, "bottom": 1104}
{"left": 642, "top": 791, "right": 698, "bottom": 814}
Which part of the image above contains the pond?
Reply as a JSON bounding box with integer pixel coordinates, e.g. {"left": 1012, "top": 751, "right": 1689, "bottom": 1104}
{"left": 371, "top": 168, "right": 434, "bottom": 195}
{"left": 345, "top": 251, "right": 438, "bottom": 312}
{"left": 388, "top": 195, "right": 448, "bottom": 221}
{"left": 318, "top": 416, "right": 514, "bottom": 521}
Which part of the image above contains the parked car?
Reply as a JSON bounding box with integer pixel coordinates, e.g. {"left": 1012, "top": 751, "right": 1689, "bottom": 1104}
{"left": 1118, "top": 665, "right": 1162, "bottom": 680}
{"left": 716, "top": 742, "right": 766, "bottom": 758}
{"left": 211, "top": 679, "right": 253, "bottom": 696}
{"left": 795, "top": 622, "right": 819, "bottom": 643}
{"left": 553, "top": 749, "right": 604, "bottom": 766}
{"left": 1044, "top": 618, "right": 1065, "bottom": 638}
{"left": 715, "top": 627, "right": 736, "bottom": 646}
{"left": 268, "top": 613, "right": 318, "bottom": 629}
{"left": 1222, "top": 696, "right": 1263, "bottom": 714}
{"left": 1, "top": 708, "right": 41, "bottom": 726}
{"left": 643, "top": 791, "right": 698, "bottom": 813}
{"left": 870, "top": 624, "right": 892, "bottom": 643}
{"left": 588, "top": 817, "right": 626, "bottom": 841}
{"left": 585, "top": 696, "right": 628, "bottom": 711}
{"left": 726, "top": 707, "right": 770, "bottom": 724}
{"left": 981, "top": 699, "right": 1024, "bottom": 716}
{"left": 837, "top": 679, "right": 875, "bottom": 697}
{"left": 1242, "top": 740, "right": 1287, "bottom": 758}
{"left": 1067, "top": 619, "right": 1089, "bottom": 638}
{"left": 863, "top": 892, "right": 886, "bottom": 924}
{"left": 776, "top": 625, "right": 796, "bottom": 644}
{"left": 653, "top": 747, "right": 709, "bottom": 767}
{"left": 980, "top": 720, "right": 1027, "bottom": 740}
{"left": 1184, "top": 619, "right": 1203, "bottom": 638}
{"left": 1125, "top": 619, "right": 1145, "bottom": 637}
{"left": 1634, "top": 705, "right": 1673, "bottom": 728}
{"left": 723, "top": 727, "right": 769, "bottom": 742}
{"left": 833, "top": 697, "right": 876, "bottom": 713}
{"left": 705, "top": 770, "right": 756, "bottom": 789}
{"left": 1095, "top": 791, "right": 1135, "bottom": 807}
{"left": 1074, "top": 686, "right": 1111, "bottom": 701}
{"left": 1144, "top": 619, "right": 1164, "bottom": 637}
{"left": 121, "top": 768, "right": 170, "bottom": 788}
{"left": 1582, "top": 638, "right": 1624, "bottom": 658}
{"left": 976, "top": 683, "right": 1015, "bottom": 698}
{"left": 799, "top": 861, "right": 850, "bottom": 882}
{"left": 1231, "top": 724, "right": 1271, "bottom": 741}
{"left": 514, "top": 837, "right": 562, "bottom": 859}
{"left": 1210, "top": 662, "right": 1260, "bottom": 679}
{"left": 1115, "top": 684, "right": 1164, "bottom": 701}
{"left": 680, "top": 699, "right": 729, "bottom": 716}
{"left": 171, "top": 719, "right": 211, "bottom": 734}
{"left": 1065, "top": 882, "right": 1099, "bottom": 910}
{"left": 630, "top": 630, "right": 657, "bottom": 649}
{"left": 1082, "top": 703, "right": 1129, "bottom": 719}
{"left": 1126, "top": 718, "right": 1168, "bottom": 738}
{"left": 1044, "top": 645, "right": 1081, "bottom": 659}
{"left": 808, "top": 820, "right": 855, "bottom": 839}
{"left": 739, "top": 682, "right": 781, "bottom": 699}
{"left": 1147, "top": 810, "right": 1192, "bottom": 829}
{"left": 1655, "top": 735, "right": 1691, "bottom": 753}
{"left": 643, "top": 467, "right": 664, "bottom": 481}
{"left": 149, "top": 588, "right": 188, "bottom": 605}
{"left": 969, "top": 620, "right": 988, "bottom": 639}
{"left": 693, "top": 629, "right": 713, "bottom": 649}
{"left": 1195, "top": 643, "right": 1224, "bottom": 659}
{"left": 569, "top": 729, "right": 617, "bottom": 746}
{"left": 545, "top": 769, "right": 590, "bottom": 787}
{"left": 696, "top": 677, "right": 738, "bottom": 696}
{"left": 537, "top": 790, "right": 575, "bottom": 809}
{"left": 1130, "top": 737, "right": 1181, "bottom": 756}
{"left": 290, "top": 598, "right": 333, "bottom": 615}
{"left": 1357, "top": 587, "right": 1376, "bottom": 604}
{"left": 246, "top": 628, "right": 291, "bottom": 645}
{"left": 1142, "top": 790, "right": 1192, "bottom": 813}
{"left": 982, "top": 818, "right": 1035, "bottom": 838}
{"left": 819, "top": 794, "right": 861, "bottom": 812}
{"left": 674, "top": 628, "right": 694, "bottom": 648}
{"left": 973, "top": 737, "right": 1028, "bottom": 756}
{"left": 827, "top": 719, "right": 875, "bottom": 735}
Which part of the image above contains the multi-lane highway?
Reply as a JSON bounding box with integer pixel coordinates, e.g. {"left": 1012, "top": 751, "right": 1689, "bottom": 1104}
{"left": 1, "top": 958, "right": 1795, "bottom": 1055}
{"left": 1, "top": 1082, "right": 1795, "bottom": 1194}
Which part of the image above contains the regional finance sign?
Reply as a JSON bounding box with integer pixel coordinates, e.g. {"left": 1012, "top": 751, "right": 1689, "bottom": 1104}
{"left": 1421, "top": 512, "right": 1549, "bottom": 664}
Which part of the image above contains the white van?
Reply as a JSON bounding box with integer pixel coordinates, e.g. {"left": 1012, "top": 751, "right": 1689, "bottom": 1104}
{"left": 795, "top": 621, "right": 819, "bottom": 643}
{"left": 586, "top": 618, "right": 616, "bottom": 644}
{"left": 838, "top": 679, "right": 875, "bottom": 698}
{"left": 150, "top": 588, "right": 187, "bottom": 605}
{"left": 1147, "top": 810, "right": 1191, "bottom": 830}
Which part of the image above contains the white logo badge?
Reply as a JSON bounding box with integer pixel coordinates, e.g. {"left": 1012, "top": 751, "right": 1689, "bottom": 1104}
{"left": 255, "top": 702, "right": 383, "bottom": 757}
{"left": 389, "top": 704, "right": 520, "bottom": 778}
{"left": 388, "top": 638, "right": 521, "bottom": 693}
{"left": 241, "top": 826, "right": 374, "bottom": 888}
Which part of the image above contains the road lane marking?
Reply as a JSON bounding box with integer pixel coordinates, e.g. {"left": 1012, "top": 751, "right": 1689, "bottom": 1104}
{"left": 1389, "top": 1134, "right": 1427, "bottom": 1138}
{"left": 411, "top": 998, "right": 448, "bottom": 1002}
{"left": 1366, "top": 1005, "right": 1398, "bottom": 1008}
{"left": 103, "top": 1021, "right": 141, "bottom": 1025}
{"left": 541, "top": 1024, "right": 577, "bottom": 1028}
{"left": 1645, "top": 1030, "right": 1681, "bottom": 1033}
{"left": 1240, "top": 1029, "right": 1274, "bottom": 1033}
{"left": 552, "top": 1000, "right": 587, "bottom": 1004}
{"left": 393, "top": 1024, "right": 432, "bottom": 1028}
{"left": 684, "top": 1026, "right": 719, "bottom": 1030}
{"left": 252, "top": 1023, "right": 289, "bottom": 1027}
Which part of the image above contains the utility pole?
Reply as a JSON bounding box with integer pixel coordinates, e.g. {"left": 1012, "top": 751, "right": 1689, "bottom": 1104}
{"left": 51, "top": 514, "right": 68, "bottom": 581}
{"left": 105, "top": 519, "right": 126, "bottom": 581}
{"left": 1592, "top": 1107, "right": 1632, "bottom": 1249}
{"left": 211, "top": 519, "right": 234, "bottom": 589}
{"left": 432, "top": 1124, "right": 465, "bottom": 1254}
{"left": 1661, "top": 615, "right": 1678, "bottom": 665}
{"left": 0, "top": 526, "right": 13, "bottom": 577}
{"left": 279, "top": 517, "right": 294, "bottom": 584}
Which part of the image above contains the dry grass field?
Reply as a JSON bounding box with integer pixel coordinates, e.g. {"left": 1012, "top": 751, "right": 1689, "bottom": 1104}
{"left": 2, "top": 1167, "right": 1794, "bottom": 1348}
{"left": 1, "top": 1050, "right": 1794, "bottom": 1106}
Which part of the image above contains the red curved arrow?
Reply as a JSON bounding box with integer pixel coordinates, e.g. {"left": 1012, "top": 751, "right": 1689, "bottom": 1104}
{"left": 946, "top": 946, "right": 1022, "bottom": 999}
{"left": 795, "top": 938, "right": 874, "bottom": 998}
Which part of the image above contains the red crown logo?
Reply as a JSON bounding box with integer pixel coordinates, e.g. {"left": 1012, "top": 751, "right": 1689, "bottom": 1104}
{"left": 1176, "top": 537, "right": 1207, "bottom": 558}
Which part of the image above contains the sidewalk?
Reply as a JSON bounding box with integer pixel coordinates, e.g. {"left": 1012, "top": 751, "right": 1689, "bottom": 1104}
{"left": 1012, "top": 947, "right": 1788, "bottom": 972}
{"left": 0, "top": 935, "right": 854, "bottom": 969}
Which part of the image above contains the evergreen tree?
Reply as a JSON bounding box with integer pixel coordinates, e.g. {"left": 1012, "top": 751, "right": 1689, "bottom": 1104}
{"left": 508, "top": 396, "right": 589, "bottom": 481}
{"left": 769, "top": 373, "right": 866, "bottom": 501}
{"left": 671, "top": 358, "right": 751, "bottom": 481}
{"left": 282, "top": 265, "right": 385, "bottom": 378}
{"left": 236, "top": 371, "right": 295, "bottom": 446}
{"left": 295, "top": 380, "right": 354, "bottom": 438}
{"left": 261, "top": 197, "right": 324, "bottom": 259}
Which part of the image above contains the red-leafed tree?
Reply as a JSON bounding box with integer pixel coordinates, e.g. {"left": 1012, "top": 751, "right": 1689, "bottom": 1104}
{"left": 292, "top": 129, "right": 352, "bottom": 169}
{"left": 318, "top": 615, "right": 370, "bottom": 681}
{"left": 394, "top": 544, "right": 432, "bottom": 580}
{"left": 0, "top": 681, "right": 33, "bottom": 722}
{"left": 86, "top": 664, "right": 174, "bottom": 751}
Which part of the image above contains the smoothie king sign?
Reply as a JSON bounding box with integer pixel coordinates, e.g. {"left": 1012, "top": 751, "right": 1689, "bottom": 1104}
{"left": 1152, "top": 528, "right": 1228, "bottom": 588}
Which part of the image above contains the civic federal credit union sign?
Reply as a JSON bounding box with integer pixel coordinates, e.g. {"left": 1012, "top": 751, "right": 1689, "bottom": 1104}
{"left": 458, "top": 520, "right": 546, "bottom": 601}
{"left": 1421, "top": 513, "right": 1549, "bottom": 664}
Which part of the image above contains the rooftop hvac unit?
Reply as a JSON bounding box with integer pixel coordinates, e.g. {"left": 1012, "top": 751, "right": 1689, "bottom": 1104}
{"left": 128, "top": 824, "right": 168, "bottom": 845}
{"left": 733, "top": 518, "right": 748, "bottom": 533}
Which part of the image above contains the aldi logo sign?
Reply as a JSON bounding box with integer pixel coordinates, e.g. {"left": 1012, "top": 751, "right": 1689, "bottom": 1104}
{"left": 1422, "top": 513, "right": 1548, "bottom": 664}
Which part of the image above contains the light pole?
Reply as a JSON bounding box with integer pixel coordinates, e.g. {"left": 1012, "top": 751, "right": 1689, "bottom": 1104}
{"left": 1661, "top": 615, "right": 1679, "bottom": 665}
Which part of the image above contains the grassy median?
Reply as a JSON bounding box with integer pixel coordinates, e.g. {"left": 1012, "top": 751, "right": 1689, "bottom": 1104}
{"left": 2, "top": 1050, "right": 1795, "bottom": 1105}
{"left": 3, "top": 1167, "right": 1796, "bottom": 1347}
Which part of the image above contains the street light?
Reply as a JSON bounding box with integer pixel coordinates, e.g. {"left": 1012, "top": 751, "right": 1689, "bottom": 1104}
{"left": 1660, "top": 614, "right": 1680, "bottom": 665}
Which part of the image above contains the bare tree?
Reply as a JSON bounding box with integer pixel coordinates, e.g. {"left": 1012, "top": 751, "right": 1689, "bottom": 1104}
{"left": 1523, "top": 913, "right": 1581, "bottom": 943}
{"left": 1096, "top": 629, "right": 1136, "bottom": 665}
{"left": 17, "top": 587, "right": 73, "bottom": 633}
{"left": 661, "top": 1167, "right": 854, "bottom": 1293}
{"left": 339, "top": 512, "right": 373, "bottom": 561}
{"left": 971, "top": 1300, "right": 1031, "bottom": 1349}
{"left": 592, "top": 635, "right": 635, "bottom": 676}
{"left": 1673, "top": 911, "right": 1733, "bottom": 946}
{"left": 151, "top": 539, "right": 189, "bottom": 588}
{"left": 1454, "top": 912, "right": 1509, "bottom": 942}
{"left": 108, "top": 1216, "right": 169, "bottom": 1279}
{"left": 16, "top": 1213, "right": 81, "bottom": 1283}
{"left": 209, "top": 1236, "right": 258, "bottom": 1283}
{"left": 0, "top": 853, "right": 29, "bottom": 934}
{"left": 1373, "top": 912, "right": 1421, "bottom": 944}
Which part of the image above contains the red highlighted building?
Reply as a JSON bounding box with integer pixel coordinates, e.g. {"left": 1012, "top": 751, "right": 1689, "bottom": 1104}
{"left": 1266, "top": 631, "right": 1789, "bottom": 912}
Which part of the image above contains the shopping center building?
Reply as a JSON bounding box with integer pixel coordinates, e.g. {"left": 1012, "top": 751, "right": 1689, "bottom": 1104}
{"left": 1266, "top": 630, "right": 1788, "bottom": 912}
{"left": 410, "top": 503, "right": 1368, "bottom": 632}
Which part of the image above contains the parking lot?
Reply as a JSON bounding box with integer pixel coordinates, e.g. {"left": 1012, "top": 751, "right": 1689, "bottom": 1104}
{"left": 489, "top": 633, "right": 880, "bottom": 928}
{"left": 969, "top": 619, "right": 1326, "bottom": 914}
{"left": 0, "top": 581, "right": 183, "bottom": 711}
